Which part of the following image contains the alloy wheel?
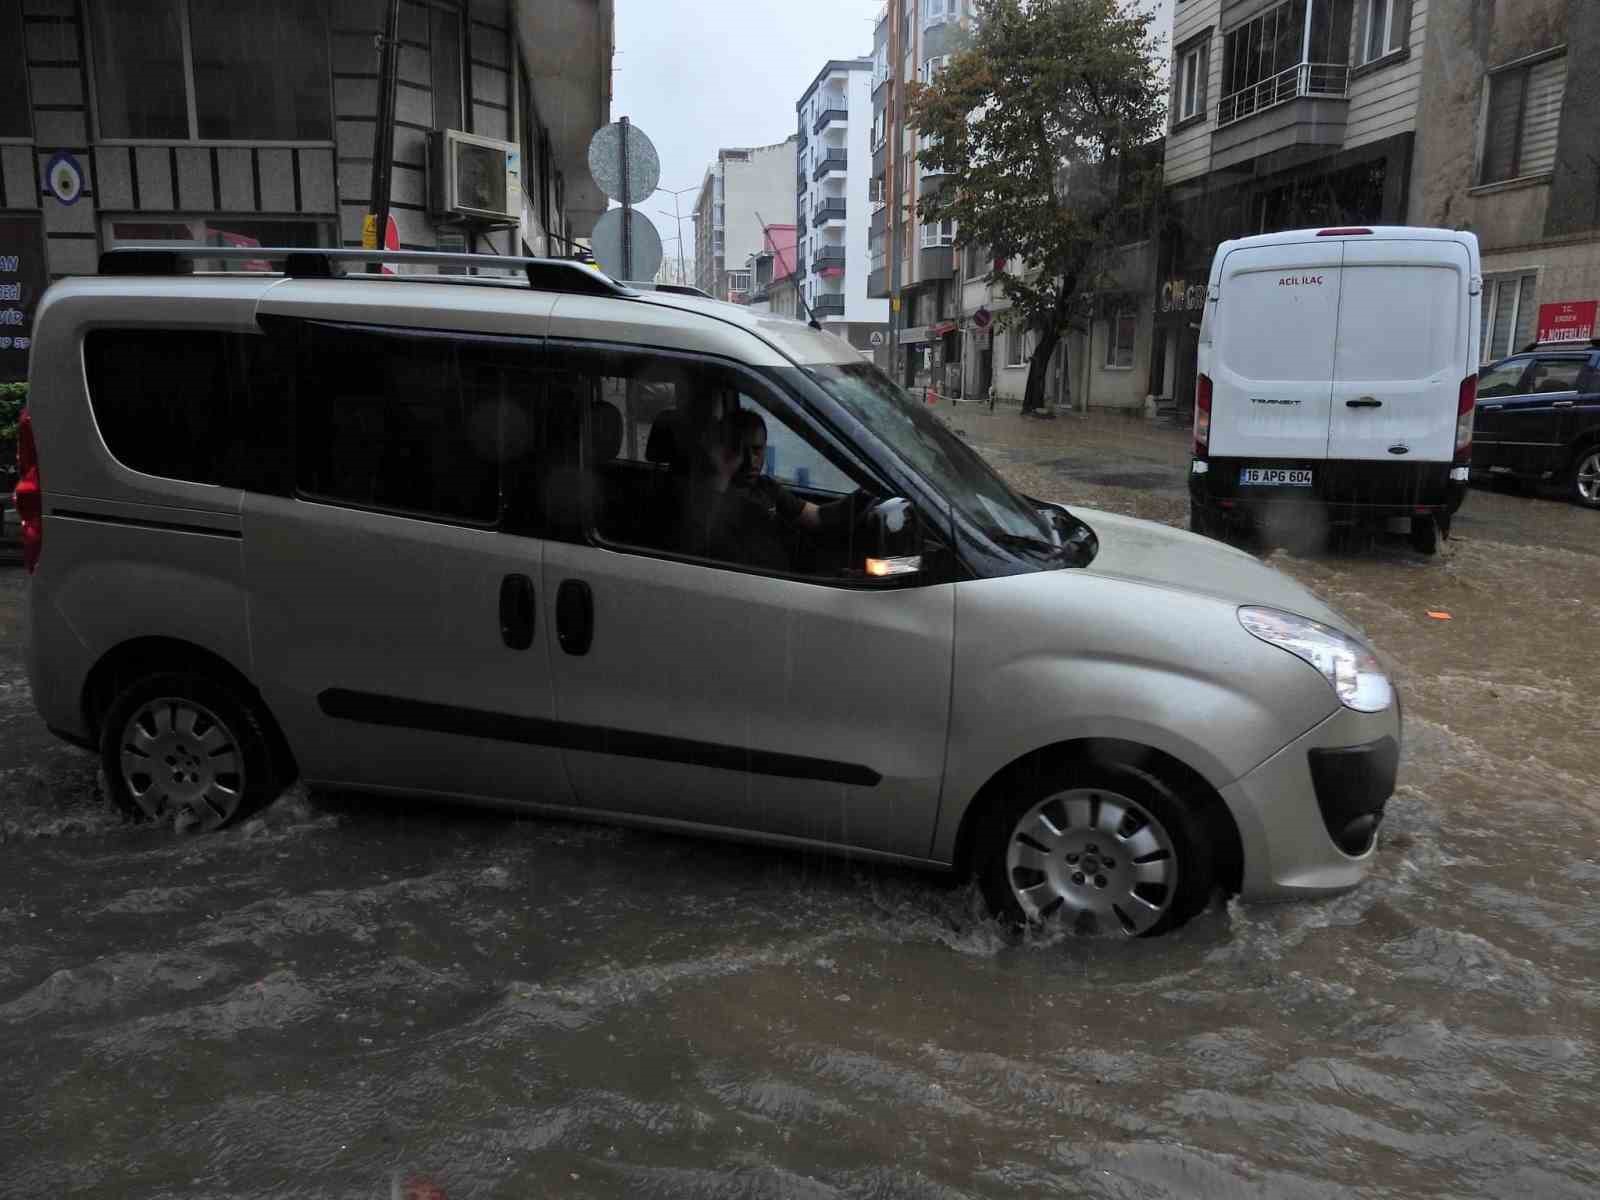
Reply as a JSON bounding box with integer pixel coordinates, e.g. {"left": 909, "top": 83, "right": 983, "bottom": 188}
{"left": 118, "top": 697, "right": 246, "bottom": 830}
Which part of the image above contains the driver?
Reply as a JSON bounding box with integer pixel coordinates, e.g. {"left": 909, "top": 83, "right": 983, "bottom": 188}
{"left": 729, "top": 408, "right": 855, "bottom": 537}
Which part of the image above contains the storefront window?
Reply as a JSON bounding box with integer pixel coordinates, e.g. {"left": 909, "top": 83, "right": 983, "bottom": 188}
{"left": 87, "top": 0, "right": 189, "bottom": 140}
{"left": 1, "top": 0, "right": 30, "bottom": 138}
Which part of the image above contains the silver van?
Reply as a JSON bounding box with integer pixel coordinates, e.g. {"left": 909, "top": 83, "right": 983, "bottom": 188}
{"left": 18, "top": 247, "right": 1401, "bottom": 936}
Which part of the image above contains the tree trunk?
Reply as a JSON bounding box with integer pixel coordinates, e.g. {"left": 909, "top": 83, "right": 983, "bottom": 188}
{"left": 1022, "top": 324, "right": 1062, "bottom": 414}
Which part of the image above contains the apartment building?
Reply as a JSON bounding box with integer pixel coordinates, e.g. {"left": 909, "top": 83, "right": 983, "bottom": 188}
{"left": 691, "top": 138, "right": 797, "bottom": 302}
{"left": 1157, "top": 0, "right": 1427, "bottom": 414}
{"left": 1412, "top": 0, "right": 1598, "bottom": 361}
{"left": 0, "top": 0, "right": 614, "bottom": 383}
{"left": 795, "top": 59, "right": 888, "bottom": 348}
{"left": 743, "top": 222, "right": 798, "bottom": 316}
{"left": 868, "top": 0, "right": 967, "bottom": 386}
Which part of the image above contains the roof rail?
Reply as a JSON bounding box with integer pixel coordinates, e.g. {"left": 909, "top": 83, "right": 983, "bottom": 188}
{"left": 96, "top": 246, "right": 638, "bottom": 298}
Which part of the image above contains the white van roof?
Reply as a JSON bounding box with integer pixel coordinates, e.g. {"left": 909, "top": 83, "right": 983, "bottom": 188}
{"left": 1218, "top": 225, "right": 1479, "bottom": 251}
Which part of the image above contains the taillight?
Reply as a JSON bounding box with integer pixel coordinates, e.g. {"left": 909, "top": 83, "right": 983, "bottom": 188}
{"left": 1194, "top": 373, "right": 1213, "bottom": 456}
{"left": 1454, "top": 374, "right": 1476, "bottom": 464}
{"left": 13, "top": 408, "right": 41, "bottom": 574}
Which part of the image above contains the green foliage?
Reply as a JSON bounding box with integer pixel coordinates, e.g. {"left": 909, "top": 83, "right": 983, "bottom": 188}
{"left": 0, "top": 381, "right": 24, "bottom": 448}
{"left": 908, "top": 0, "right": 1166, "bottom": 404}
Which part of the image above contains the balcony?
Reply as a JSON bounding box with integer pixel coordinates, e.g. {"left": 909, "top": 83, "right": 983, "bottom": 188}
{"left": 918, "top": 167, "right": 950, "bottom": 198}
{"left": 813, "top": 293, "right": 845, "bottom": 318}
{"left": 812, "top": 105, "right": 847, "bottom": 135}
{"left": 797, "top": 168, "right": 807, "bottom": 193}
{"left": 812, "top": 198, "right": 847, "bottom": 227}
{"left": 813, "top": 245, "right": 847, "bottom": 273}
{"left": 1213, "top": 62, "right": 1350, "bottom": 172}
{"left": 867, "top": 267, "right": 888, "bottom": 298}
{"left": 813, "top": 149, "right": 847, "bottom": 181}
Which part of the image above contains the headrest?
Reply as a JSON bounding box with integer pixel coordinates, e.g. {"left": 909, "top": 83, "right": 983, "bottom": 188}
{"left": 645, "top": 408, "right": 683, "bottom": 467}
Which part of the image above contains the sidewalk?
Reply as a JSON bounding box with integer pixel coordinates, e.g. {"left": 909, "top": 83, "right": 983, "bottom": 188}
{"left": 938, "top": 402, "right": 1194, "bottom": 527}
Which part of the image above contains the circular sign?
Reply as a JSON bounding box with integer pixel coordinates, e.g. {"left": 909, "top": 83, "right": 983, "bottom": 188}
{"left": 587, "top": 121, "right": 661, "bottom": 205}
{"left": 590, "top": 207, "right": 663, "bottom": 282}
{"left": 869, "top": 330, "right": 886, "bottom": 347}
{"left": 46, "top": 151, "right": 84, "bottom": 206}
{"left": 972, "top": 306, "right": 992, "bottom": 330}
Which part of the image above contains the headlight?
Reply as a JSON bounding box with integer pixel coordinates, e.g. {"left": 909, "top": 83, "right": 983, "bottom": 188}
{"left": 1238, "top": 606, "right": 1393, "bottom": 712}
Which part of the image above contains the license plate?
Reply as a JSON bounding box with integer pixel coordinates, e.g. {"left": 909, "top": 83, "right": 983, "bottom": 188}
{"left": 1239, "top": 467, "right": 1313, "bottom": 487}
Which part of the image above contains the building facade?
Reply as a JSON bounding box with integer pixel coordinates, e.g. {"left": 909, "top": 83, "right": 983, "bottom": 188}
{"left": 744, "top": 222, "right": 797, "bottom": 315}
{"left": 691, "top": 138, "right": 797, "bottom": 303}
{"left": 1156, "top": 0, "right": 1428, "bottom": 416}
{"left": 1412, "top": 0, "right": 1598, "bottom": 361}
{"left": 0, "top": 0, "right": 613, "bottom": 383}
{"left": 868, "top": 0, "right": 968, "bottom": 387}
{"left": 795, "top": 59, "right": 888, "bottom": 349}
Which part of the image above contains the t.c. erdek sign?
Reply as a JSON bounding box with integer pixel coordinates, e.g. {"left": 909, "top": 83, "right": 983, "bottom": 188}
{"left": 1536, "top": 301, "right": 1597, "bottom": 344}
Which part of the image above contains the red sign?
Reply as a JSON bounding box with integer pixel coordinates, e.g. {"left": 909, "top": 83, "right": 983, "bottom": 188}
{"left": 1536, "top": 300, "right": 1597, "bottom": 344}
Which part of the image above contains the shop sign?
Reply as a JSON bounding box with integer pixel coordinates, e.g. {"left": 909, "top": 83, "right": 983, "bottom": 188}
{"left": 900, "top": 325, "right": 930, "bottom": 344}
{"left": 1159, "top": 278, "right": 1207, "bottom": 313}
{"left": 1536, "top": 300, "right": 1597, "bottom": 344}
{"left": 0, "top": 216, "right": 45, "bottom": 383}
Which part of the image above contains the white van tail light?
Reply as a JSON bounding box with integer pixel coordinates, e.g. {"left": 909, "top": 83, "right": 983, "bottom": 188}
{"left": 1194, "top": 374, "right": 1213, "bottom": 456}
{"left": 14, "top": 409, "right": 41, "bottom": 574}
{"left": 1455, "top": 374, "right": 1477, "bottom": 463}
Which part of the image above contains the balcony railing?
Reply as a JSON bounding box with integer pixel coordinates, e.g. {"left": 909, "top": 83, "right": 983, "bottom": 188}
{"left": 813, "top": 294, "right": 845, "bottom": 317}
{"left": 811, "top": 198, "right": 847, "bottom": 227}
{"left": 813, "top": 246, "right": 847, "bottom": 272}
{"left": 1217, "top": 62, "right": 1349, "bottom": 127}
{"left": 813, "top": 149, "right": 847, "bottom": 180}
{"left": 812, "top": 106, "right": 847, "bottom": 135}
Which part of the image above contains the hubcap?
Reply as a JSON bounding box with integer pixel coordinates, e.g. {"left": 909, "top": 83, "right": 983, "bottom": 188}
{"left": 1577, "top": 452, "right": 1600, "bottom": 503}
{"left": 1004, "top": 788, "right": 1177, "bottom": 935}
{"left": 118, "top": 698, "right": 245, "bottom": 829}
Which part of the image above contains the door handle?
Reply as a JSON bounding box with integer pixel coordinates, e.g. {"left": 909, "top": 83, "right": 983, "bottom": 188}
{"left": 499, "top": 574, "right": 535, "bottom": 650}
{"left": 1481, "top": 404, "right": 1503, "bottom": 410}
{"left": 1345, "top": 397, "right": 1382, "bottom": 408}
{"left": 556, "top": 579, "right": 594, "bottom": 656}
{"left": 1552, "top": 400, "right": 1575, "bottom": 408}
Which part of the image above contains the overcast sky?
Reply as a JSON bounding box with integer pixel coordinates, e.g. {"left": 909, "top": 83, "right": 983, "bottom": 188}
{"left": 611, "top": 0, "right": 1173, "bottom": 252}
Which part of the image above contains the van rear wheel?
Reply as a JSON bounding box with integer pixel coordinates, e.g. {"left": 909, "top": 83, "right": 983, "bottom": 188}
{"left": 99, "top": 671, "right": 279, "bottom": 831}
{"left": 1409, "top": 515, "right": 1439, "bottom": 556}
{"left": 978, "top": 759, "right": 1214, "bottom": 937}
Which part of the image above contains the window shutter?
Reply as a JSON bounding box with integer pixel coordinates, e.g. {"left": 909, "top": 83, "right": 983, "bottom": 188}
{"left": 1480, "top": 71, "right": 1524, "bottom": 183}
{"left": 1518, "top": 55, "right": 1565, "bottom": 177}
{"left": 1198, "top": 42, "right": 1209, "bottom": 113}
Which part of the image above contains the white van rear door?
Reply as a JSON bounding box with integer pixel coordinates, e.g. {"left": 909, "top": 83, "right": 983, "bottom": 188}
{"left": 1210, "top": 242, "right": 1342, "bottom": 460}
{"left": 1327, "top": 238, "right": 1470, "bottom": 463}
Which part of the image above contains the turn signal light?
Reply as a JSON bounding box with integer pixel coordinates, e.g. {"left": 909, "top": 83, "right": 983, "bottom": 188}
{"left": 13, "top": 409, "right": 41, "bottom": 574}
{"left": 1455, "top": 373, "right": 1477, "bottom": 463}
{"left": 1194, "top": 373, "right": 1213, "bottom": 456}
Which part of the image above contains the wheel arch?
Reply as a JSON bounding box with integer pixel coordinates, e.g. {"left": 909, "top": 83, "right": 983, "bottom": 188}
{"left": 82, "top": 637, "right": 298, "bottom": 782}
{"left": 949, "top": 737, "right": 1244, "bottom": 896}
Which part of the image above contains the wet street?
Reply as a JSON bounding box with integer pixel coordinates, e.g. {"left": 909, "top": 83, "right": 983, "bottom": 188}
{"left": 3, "top": 409, "right": 1598, "bottom": 1198}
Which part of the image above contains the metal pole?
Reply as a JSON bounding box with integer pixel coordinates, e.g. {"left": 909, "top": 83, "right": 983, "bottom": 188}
{"left": 619, "top": 116, "right": 633, "bottom": 280}
{"left": 887, "top": 0, "right": 901, "bottom": 376}
{"left": 366, "top": 0, "right": 401, "bottom": 274}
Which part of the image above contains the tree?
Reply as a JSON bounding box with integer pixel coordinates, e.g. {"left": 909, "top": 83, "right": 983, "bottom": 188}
{"left": 909, "top": 0, "right": 1166, "bottom": 414}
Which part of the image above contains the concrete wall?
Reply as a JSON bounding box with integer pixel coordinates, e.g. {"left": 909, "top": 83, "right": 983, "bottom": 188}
{"left": 723, "top": 140, "right": 799, "bottom": 300}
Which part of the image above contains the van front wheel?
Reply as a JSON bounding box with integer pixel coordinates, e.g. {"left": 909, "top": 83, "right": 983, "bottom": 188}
{"left": 99, "top": 671, "right": 280, "bottom": 832}
{"left": 978, "top": 759, "right": 1214, "bottom": 937}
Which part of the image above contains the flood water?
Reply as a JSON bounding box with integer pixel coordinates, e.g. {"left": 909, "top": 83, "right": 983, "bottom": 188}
{"left": 2, "top": 412, "right": 1598, "bottom": 1197}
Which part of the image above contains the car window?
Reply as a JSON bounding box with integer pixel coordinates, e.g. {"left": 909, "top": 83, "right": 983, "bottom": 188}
{"left": 1477, "top": 358, "right": 1530, "bottom": 398}
{"left": 1526, "top": 359, "right": 1584, "bottom": 394}
{"left": 551, "top": 344, "right": 921, "bottom": 582}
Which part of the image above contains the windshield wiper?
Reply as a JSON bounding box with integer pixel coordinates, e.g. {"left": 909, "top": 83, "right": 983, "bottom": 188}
{"left": 990, "top": 530, "right": 1065, "bottom": 557}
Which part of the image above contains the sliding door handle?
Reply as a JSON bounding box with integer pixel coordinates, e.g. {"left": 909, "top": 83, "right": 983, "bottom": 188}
{"left": 499, "top": 574, "right": 535, "bottom": 650}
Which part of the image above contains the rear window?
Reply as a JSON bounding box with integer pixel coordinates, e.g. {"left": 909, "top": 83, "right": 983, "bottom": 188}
{"left": 1334, "top": 265, "right": 1462, "bottom": 381}
{"left": 83, "top": 329, "right": 290, "bottom": 488}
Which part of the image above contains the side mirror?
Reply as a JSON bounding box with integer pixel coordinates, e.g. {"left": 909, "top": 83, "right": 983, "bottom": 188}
{"left": 863, "top": 497, "right": 922, "bottom": 578}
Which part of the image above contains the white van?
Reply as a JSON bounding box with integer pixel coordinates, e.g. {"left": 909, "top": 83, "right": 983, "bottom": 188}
{"left": 18, "top": 246, "right": 1404, "bottom": 937}
{"left": 1189, "top": 227, "right": 1481, "bottom": 554}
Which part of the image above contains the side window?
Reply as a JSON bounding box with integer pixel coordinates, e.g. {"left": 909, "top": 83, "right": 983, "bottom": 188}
{"left": 556, "top": 346, "right": 896, "bottom": 580}
{"left": 84, "top": 329, "right": 288, "bottom": 488}
{"left": 1476, "top": 359, "right": 1529, "bottom": 399}
{"left": 293, "top": 326, "right": 553, "bottom": 528}
{"left": 1525, "top": 359, "right": 1584, "bottom": 394}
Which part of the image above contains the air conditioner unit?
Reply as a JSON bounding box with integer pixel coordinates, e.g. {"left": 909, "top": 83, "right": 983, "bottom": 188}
{"left": 428, "top": 129, "right": 521, "bottom": 223}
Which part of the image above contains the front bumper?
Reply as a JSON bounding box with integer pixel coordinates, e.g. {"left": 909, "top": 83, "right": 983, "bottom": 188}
{"left": 1220, "top": 699, "right": 1401, "bottom": 900}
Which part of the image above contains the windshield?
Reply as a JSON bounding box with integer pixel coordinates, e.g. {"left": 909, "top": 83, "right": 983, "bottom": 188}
{"left": 805, "top": 360, "right": 1054, "bottom": 544}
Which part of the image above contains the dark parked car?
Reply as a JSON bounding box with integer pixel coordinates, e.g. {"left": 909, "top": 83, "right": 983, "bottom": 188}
{"left": 1472, "top": 343, "right": 1600, "bottom": 508}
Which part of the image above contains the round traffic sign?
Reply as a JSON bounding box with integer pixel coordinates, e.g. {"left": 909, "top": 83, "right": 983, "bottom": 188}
{"left": 973, "top": 306, "right": 992, "bottom": 330}
{"left": 590, "top": 207, "right": 663, "bottom": 282}
{"left": 869, "top": 330, "right": 886, "bottom": 347}
{"left": 588, "top": 121, "right": 661, "bottom": 205}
